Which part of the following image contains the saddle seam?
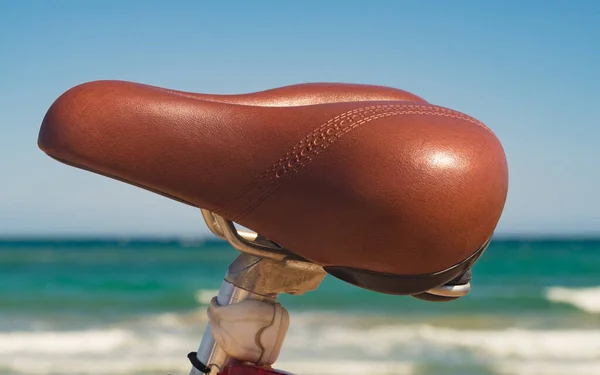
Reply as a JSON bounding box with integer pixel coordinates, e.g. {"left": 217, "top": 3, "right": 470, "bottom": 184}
{"left": 236, "top": 104, "right": 491, "bottom": 198}
{"left": 227, "top": 104, "right": 491, "bottom": 222}
{"left": 235, "top": 106, "right": 380, "bottom": 195}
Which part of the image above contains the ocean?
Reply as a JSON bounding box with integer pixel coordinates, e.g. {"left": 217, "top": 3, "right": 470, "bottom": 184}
{"left": 0, "top": 238, "right": 599, "bottom": 375}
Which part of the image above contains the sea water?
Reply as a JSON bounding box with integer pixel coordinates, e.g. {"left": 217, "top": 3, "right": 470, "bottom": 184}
{"left": 0, "top": 238, "right": 599, "bottom": 375}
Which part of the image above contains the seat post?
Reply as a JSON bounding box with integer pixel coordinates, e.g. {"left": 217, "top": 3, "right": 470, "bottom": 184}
{"left": 189, "top": 246, "right": 326, "bottom": 375}
{"left": 192, "top": 275, "right": 275, "bottom": 375}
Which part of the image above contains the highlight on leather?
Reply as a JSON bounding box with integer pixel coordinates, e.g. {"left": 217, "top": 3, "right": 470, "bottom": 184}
{"left": 38, "top": 80, "right": 508, "bottom": 294}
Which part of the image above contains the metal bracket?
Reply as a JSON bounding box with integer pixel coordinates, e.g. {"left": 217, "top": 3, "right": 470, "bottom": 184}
{"left": 200, "top": 208, "right": 471, "bottom": 299}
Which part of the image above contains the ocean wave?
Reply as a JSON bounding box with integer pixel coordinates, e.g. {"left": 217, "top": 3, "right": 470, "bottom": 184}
{"left": 0, "top": 356, "right": 188, "bottom": 375}
{"left": 134, "top": 311, "right": 208, "bottom": 329}
{"left": 1, "top": 312, "right": 599, "bottom": 375}
{"left": 0, "top": 356, "right": 414, "bottom": 375}
{"left": 286, "top": 323, "right": 600, "bottom": 361}
{"left": 0, "top": 327, "right": 194, "bottom": 375}
{"left": 195, "top": 289, "right": 220, "bottom": 305}
{"left": 495, "top": 360, "right": 600, "bottom": 375}
{"left": 0, "top": 328, "right": 192, "bottom": 356}
{"left": 546, "top": 286, "right": 600, "bottom": 313}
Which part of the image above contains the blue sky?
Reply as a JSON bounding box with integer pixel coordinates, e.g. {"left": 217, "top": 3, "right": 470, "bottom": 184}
{"left": 0, "top": 1, "right": 598, "bottom": 237}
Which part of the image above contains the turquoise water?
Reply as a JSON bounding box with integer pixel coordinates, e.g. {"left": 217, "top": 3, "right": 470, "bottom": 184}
{"left": 1, "top": 238, "right": 599, "bottom": 375}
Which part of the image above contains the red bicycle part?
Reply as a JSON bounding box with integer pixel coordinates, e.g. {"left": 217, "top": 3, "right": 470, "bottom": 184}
{"left": 220, "top": 364, "right": 295, "bottom": 375}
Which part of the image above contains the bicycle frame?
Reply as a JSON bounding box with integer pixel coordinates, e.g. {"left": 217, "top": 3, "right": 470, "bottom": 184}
{"left": 188, "top": 209, "right": 471, "bottom": 375}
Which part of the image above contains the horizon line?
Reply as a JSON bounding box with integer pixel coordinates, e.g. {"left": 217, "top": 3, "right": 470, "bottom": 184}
{"left": 1, "top": 233, "right": 599, "bottom": 242}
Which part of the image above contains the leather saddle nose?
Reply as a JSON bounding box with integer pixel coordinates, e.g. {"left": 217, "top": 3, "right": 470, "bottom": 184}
{"left": 38, "top": 80, "right": 508, "bottom": 295}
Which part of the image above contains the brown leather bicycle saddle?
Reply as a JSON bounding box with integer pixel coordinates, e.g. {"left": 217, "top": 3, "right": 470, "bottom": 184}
{"left": 38, "top": 80, "right": 508, "bottom": 295}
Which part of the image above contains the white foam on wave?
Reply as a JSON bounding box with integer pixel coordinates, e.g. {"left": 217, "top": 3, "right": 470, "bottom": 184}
{"left": 0, "top": 327, "right": 196, "bottom": 356}
{"left": 0, "top": 329, "right": 136, "bottom": 355}
{"left": 0, "top": 327, "right": 194, "bottom": 375}
{"left": 546, "top": 286, "right": 600, "bottom": 313}
{"left": 3, "top": 357, "right": 413, "bottom": 375}
{"left": 495, "top": 360, "right": 600, "bottom": 375}
{"left": 2, "top": 356, "right": 189, "bottom": 375}
{"left": 2, "top": 311, "right": 600, "bottom": 375}
{"left": 135, "top": 310, "right": 208, "bottom": 329}
{"left": 0, "top": 326, "right": 414, "bottom": 375}
{"left": 195, "top": 289, "right": 219, "bottom": 305}
{"left": 290, "top": 324, "right": 600, "bottom": 360}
